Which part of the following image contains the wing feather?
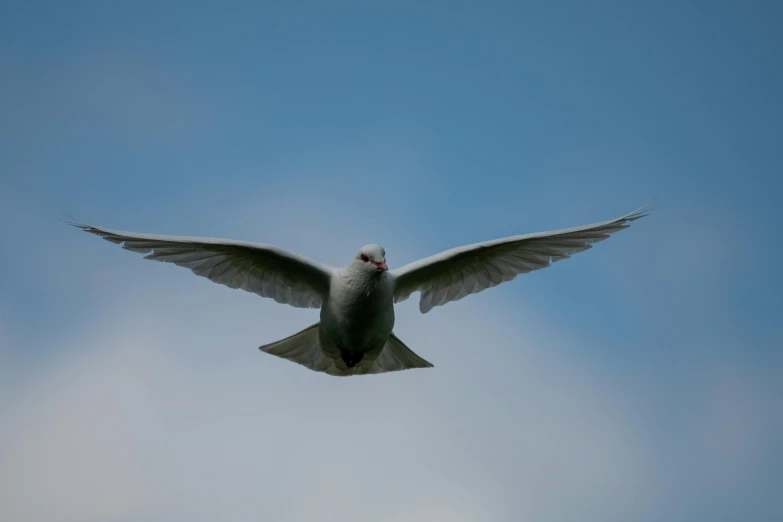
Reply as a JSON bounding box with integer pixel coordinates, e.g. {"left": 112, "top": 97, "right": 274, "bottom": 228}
{"left": 392, "top": 204, "right": 650, "bottom": 313}
{"left": 69, "top": 221, "right": 333, "bottom": 309}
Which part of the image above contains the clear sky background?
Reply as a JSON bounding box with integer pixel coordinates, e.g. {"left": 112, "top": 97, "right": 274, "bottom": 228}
{"left": 1, "top": 2, "right": 781, "bottom": 521}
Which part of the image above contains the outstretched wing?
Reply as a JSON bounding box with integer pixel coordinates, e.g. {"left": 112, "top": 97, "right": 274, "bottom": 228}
{"left": 391, "top": 204, "right": 650, "bottom": 313}
{"left": 69, "top": 220, "right": 333, "bottom": 309}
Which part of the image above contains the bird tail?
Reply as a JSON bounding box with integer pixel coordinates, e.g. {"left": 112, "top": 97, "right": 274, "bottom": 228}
{"left": 259, "top": 324, "right": 433, "bottom": 376}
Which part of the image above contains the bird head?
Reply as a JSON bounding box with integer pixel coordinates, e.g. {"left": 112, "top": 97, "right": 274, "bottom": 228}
{"left": 354, "top": 244, "right": 388, "bottom": 272}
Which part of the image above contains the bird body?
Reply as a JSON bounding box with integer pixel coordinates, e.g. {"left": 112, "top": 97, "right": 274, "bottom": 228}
{"left": 68, "top": 204, "right": 650, "bottom": 376}
{"left": 321, "top": 265, "right": 396, "bottom": 365}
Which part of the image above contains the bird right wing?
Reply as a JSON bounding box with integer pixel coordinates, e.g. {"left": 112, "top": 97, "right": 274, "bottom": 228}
{"left": 69, "top": 220, "right": 333, "bottom": 309}
{"left": 391, "top": 204, "right": 650, "bottom": 313}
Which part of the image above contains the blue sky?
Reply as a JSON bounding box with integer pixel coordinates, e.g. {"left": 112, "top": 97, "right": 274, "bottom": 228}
{"left": 1, "top": 2, "right": 781, "bottom": 521}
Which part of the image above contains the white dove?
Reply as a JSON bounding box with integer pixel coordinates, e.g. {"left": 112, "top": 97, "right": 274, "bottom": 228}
{"left": 68, "top": 204, "right": 649, "bottom": 376}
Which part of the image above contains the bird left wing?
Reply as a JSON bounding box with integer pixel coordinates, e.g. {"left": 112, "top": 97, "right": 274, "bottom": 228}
{"left": 391, "top": 204, "right": 650, "bottom": 313}
{"left": 69, "top": 220, "right": 333, "bottom": 309}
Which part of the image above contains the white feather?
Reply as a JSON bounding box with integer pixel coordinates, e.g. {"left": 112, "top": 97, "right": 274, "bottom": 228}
{"left": 70, "top": 222, "right": 333, "bottom": 309}
{"left": 69, "top": 202, "right": 649, "bottom": 376}
{"left": 390, "top": 204, "right": 650, "bottom": 313}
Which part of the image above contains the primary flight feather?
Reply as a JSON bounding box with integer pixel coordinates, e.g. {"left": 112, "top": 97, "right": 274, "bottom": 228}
{"left": 68, "top": 204, "right": 649, "bottom": 376}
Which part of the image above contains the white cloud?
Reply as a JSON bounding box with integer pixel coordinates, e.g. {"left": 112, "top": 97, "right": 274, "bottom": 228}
{"left": 0, "top": 344, "right": 152, "bottom": 521}
{"left": 1, "top": 198, "right": 777, "bottom": 521}
{"left": 686, "top": 357, "right": 779, "bottom": 495}
{"left": 0, "top": 310, "right": 10, "bottom": 372}
{"left": 0, "top": 270, "right": 660, "bottom": 522}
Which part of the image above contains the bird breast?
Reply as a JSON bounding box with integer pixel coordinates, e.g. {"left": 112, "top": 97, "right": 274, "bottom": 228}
{"left": 320, "top": 270, "right": 395, "bottom": 353}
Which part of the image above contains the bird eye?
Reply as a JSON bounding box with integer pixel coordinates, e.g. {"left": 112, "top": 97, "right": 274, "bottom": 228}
{"left": 360, "top": 254, "right": 369, "bottom": 262}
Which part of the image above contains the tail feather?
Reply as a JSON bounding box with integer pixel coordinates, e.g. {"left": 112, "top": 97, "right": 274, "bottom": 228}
{"left": 259, "top": 324, "right": 433, "bottom": 376}
{"left": 375, "top": 332, "right": 433, "bottom": 371}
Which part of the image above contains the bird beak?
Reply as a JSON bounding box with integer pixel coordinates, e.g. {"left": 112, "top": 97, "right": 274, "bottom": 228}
{"left": 374, "top": 260, "right": 388, "bottom": 271}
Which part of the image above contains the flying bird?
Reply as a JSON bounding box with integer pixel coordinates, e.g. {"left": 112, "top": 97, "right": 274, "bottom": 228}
{"left": 67, "top": 204, "right": 649, "bottom": 376}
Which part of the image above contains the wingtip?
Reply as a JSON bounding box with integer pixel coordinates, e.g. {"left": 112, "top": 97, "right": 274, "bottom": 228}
{"left": 59, "top": 213, "right": 90, "bottom": 230}
{"left": 626, "top": 199, "right": 656, "bottom": 220}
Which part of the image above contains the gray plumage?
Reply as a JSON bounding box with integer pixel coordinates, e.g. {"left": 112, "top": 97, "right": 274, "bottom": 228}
{"left": 67, "top": 203, "right": 649, "bottom": 376}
